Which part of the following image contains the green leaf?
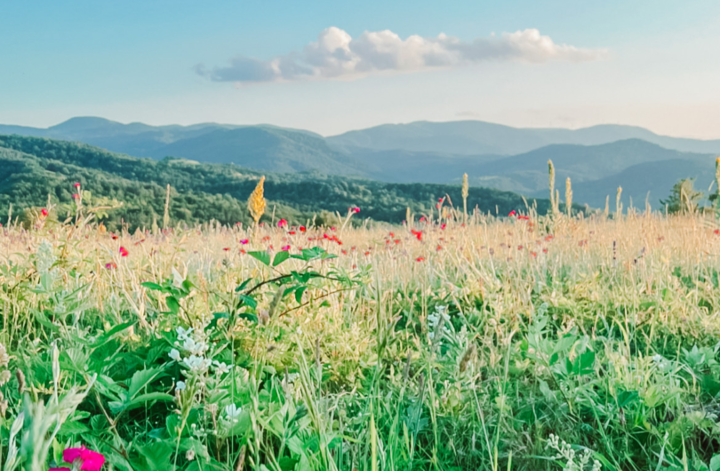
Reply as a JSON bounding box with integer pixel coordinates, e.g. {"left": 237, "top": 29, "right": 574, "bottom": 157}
{"left": 295, "top": 286, "right": 307, "bottom": 303}
{"left": 127, "top": 366, "right": 167, "bottom": 399}
{"left": 710, "top": 454, "right": 720, "bottom": 471}
{"left": 141, "top": 282, "right": 163, "bottom": 291}
{"left": 166, "top": 296, "right": 180, "bottom": 315}
{"left": 273, "top": 250, "right": 290, "bottom": 266}
{"left": 574, "top": 349, "right": 595, "bottom": 375}
{"left": 235, "top": 278, "right": 253, "bottom": 292}
{"left": 125, "top": 392, "right": 175, "bottom": 411}
{"left": 248, "top": 250, "right": 271, "bottom": 266}
{"left": 237, "top": 294, "right": 258, "bottom": 309}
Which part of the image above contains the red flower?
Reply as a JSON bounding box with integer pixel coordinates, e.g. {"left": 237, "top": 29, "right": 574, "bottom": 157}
{"left": 411, "top": 229, "right": 422, "bottom": 241}
{"left": 436, "top": 245, "right": 442, "bottom": 251}
{"left": 72, "top": 193, "right": 80, "bottom": 199}
{"left": 119, "top": 247, "right": 129, "bottom": 257}
{"left": 61, "top": 446, "right": 105, "bottom": 471}
{"left": 299, "top": 226, "right": 306, "bottom": 232}
{"left": 40, "top": 208, "right": 48, "bottom": 217}
{"left": 441, "top": 223, "right": 446, "bottom": 230}
{"left": 416, "top": 256, "right": 425, "bottom": 262}
{"left": 350, "top": 207, "right": 360, "bottom": 214}
{"left": 278, "top": 219, "right": 288, "bottom": 227}
{"left": 240, "top": 239, "right": 249, "bottom": 244}
{"left": 223, "top": 247, "right": 230, "bottom": 251}
{"left": 508, "top": 210, "right": 516, "bottom": 217}
{"left": 419, "top": 216, "right": 426, "bottom": 222}
{"left": 288, "top": 231, "right": 296, "bottom": 235}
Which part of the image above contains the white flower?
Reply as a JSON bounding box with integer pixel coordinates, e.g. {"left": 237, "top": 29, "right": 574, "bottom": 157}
{"left": 176, "top": 381, "right": 186, "bottom": 391}
{"left": 183, "top": 338, "right": 208, "bottom": 356}
{"left": 169, "top": 349, "right": 181, "bottom": 362}
{"left": 176, "top": 327, "right": 194, "bottom": 341}
{"left": 183, "top": 355, "right": 211, "bottom": 371}
{"left": 213, "top": 361, "right": 230, "bottom": 376}
{"left": 225, "top": 404, "right": 242, "bottom": 420}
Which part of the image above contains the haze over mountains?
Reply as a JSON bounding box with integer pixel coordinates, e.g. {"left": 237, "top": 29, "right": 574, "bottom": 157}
{"left": 2, "top": 117, "right": 719, "bottom": 209}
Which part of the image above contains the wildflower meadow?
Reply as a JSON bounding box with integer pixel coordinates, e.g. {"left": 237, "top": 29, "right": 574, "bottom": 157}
{"left": 3, "top": 172, "right": 720, "bottom": 471}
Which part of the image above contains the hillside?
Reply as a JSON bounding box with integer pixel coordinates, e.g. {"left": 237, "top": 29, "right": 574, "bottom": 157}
{"left": 328, "top": 120, "right": 720, "bottom": 155}
{"left": 155, "top": 127, "right": 362, "bottom": 174}
{"left": 470, "top": 139, "right": 715, "bottom": 206}
{"left": 0, "top": 135, "right": 552, "bottom": 229}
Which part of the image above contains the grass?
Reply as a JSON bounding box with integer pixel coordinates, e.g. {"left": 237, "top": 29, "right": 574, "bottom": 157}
{"left": 3, "top": 206, "right": 720, "bottom": 470}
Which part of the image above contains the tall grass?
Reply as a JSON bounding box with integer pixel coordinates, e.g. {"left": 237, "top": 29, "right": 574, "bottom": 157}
{"left": 1, "top": 208, "right": 720, "bottom": 470}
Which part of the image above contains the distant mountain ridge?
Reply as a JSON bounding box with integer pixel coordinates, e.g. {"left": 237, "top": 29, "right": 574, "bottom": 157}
{"left": 2, "top": 116, "right": 719, "bottom": 209}
{"left": 327, "top": 120, "right": 720, "bottom": 155}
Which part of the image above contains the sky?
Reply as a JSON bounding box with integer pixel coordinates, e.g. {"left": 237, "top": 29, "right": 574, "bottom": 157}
{"left": 1, "top": 0, "right": 720, "bottom": 138}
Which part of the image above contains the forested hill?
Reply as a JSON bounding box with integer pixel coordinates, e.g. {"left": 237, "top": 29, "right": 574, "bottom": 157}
{"left": 0, "top": 134, "right": 554, "bottom": 230}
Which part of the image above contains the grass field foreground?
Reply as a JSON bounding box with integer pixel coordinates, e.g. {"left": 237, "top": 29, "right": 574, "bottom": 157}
{"left": 2, "top": 208, "right": 720, "bottom": 470}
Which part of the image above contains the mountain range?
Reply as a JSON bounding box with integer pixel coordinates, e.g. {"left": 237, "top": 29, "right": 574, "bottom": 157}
{"left": 2, "top": 116, "right": 719, "bottom": 209}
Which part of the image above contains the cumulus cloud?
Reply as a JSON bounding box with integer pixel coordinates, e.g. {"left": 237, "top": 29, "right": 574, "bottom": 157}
{"left": 200, "top": 27, "right": 606, "bottom": 83}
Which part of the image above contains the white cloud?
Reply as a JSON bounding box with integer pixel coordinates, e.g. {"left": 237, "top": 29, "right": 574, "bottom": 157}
{"left": 200, "top": 27, "right": 607, "bottom": 83}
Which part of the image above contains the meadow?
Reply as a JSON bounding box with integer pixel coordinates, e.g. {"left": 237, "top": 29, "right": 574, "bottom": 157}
{"left": 3, "top": 189, "right": 720, "bottom": 471}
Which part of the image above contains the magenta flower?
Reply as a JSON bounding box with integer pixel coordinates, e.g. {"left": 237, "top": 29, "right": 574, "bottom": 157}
{"left": 278, "top": 219, "right": 288, "bottom": 227}
{"left": 53, "top": 445, "right": 105, "bottom": 471}
{"left": 239, "top": 239, "right": 249, "bottom": 245}
{"left": 281, "top": 245, "right": 290, "bottom": 251}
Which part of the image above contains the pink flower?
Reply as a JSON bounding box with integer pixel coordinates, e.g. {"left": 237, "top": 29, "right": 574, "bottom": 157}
{"left": 41, "top": 208, "right": 48, "bottom": 217}
{"left": 239, "top": 239, "right": 249, "bottom": 245}
{"left": 278, "top": 219, "right": 288, "bottom": 227}
{"left": 72, "top": 194, "right": 79, "bottom": 199}
{"left": 508, "top": 210, "right": 516, "bottom": 217}
{"left": 61, "top": 446, "right": 105, "bottom": 471}
{"left": 73, "top": 182, "right": 81, "bottom": 188}
{"left": 119, "top": 247, "right": 129, "bottom": 257}
{"left": 281, "top": 245, "right": 290, "bottom": 251}
{"left": 349, "top": 207, "right": 360, "bottom": 214}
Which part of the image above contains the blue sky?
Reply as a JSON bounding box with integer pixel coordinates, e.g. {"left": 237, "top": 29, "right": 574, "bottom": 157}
{"left": 2, "top": 0, "right": 719, "bottom": 137}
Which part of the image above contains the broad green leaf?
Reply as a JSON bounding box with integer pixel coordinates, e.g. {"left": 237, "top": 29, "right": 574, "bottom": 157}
{"left": 248, "top": 250, "right": 271, "bottom": 266}
{"left": 141, "top": 282, "right": 162, "bottom": 291}
{"left": 127, "top": 366, "right": 167, "bottom": 399}
{"left": 125, "top": 392, "right": 175, "bottom": 411}
{"left": 295, "top": 286, "right": 307, "bottom": 303}
{"left": 237, "top": 294, "right": 258, "bottom": 309}
{"left": 166, "top": 296, "right": 180, "bottom": 315}
{"left": 273, "top": 250, "right": 290, "bottom": 266}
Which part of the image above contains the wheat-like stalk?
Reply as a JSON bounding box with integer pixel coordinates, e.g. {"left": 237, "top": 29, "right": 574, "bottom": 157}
{"left": 248, "top": 176, "right": 267, "bottom": 224}
{"left": 565, "top": 177, "right": 573, "bottom": 217}
{"left": 163, "top": 184, "right": 171, "bottom": 229}
{"left": 462, "top": 173, "right": 469, "bottom": 223}
{"left": 616, "top": 186, "right": 623, "bottom": 217}
{"left": 548, "top": 160, "right": 557, "bottom": 215}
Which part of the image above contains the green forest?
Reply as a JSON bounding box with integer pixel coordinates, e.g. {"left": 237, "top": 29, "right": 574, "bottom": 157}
{"left": 0, "top": 134, "right": 554, "bottom": 230}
